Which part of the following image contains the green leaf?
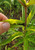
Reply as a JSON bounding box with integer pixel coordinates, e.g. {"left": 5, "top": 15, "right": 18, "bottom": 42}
{"left": 10, "top": 25, "right": 24, "bottom": 31}
{"left": 12, "top": 38, "right": 24, "bottom": 48}
{"left": 27, "top": 26, "right": 35, "bottom": 32}
{"left": 18, "top": 0, "right": 26, "bottom": 6}
{"left": 29, "top": 46, "right": 35, "bottom": 50}
{"left": 8, "top": 38, "right": 24, "bottom": 50}
{"left": 0, "top": 8, "right": 3, "bottom": 12}
{"left": 0, "top": 0, "right": 4, "bottom": 2}
{"left": 27, "top": 0, "right": 35, "bottom": 6}
{"left": 20, "top": 6, "right": 25, "bottom": 23}
{"left": 6, "top": 0, "right": 11, "bottom": 3}
{"left": 0, "top": 32, "right": 23, "bottom": 46}
{"left": 29, "top": 29, "right": 35, "bottom": 32}
{"left": 24, "top": 37, "right": 29, "bottom": 50}
{"left": 26, "top": 26, "right": 35, "bottom": 36}
{"left": 8, "top": 48, "right": 11, "bottom": 50}
{"left": 25, "top": 31, "right": 35, "bottom": 36}
{"left": 0, "top": 19, "right": 23, "bottom": 25}
{"left": 5, "top": 45, "right": 7, "bottom": 50}
{"left": 28, "top": 19, "right": 35, "bottom": 26}
{"left": 27, "top": 34, "right": 35, "bottom": 43}
{"left": 10, "top": 25, "right": 24, "bottom": 28}
{"left": 0, "top": 46, "right": 1, "bottom": 50}
{"left": 27, "top": 6, "right": 35, "bottom": 25}
{"left": 21, "top": 0, "right": 26, "bottom": 5}
{"left": 3, "top": 1, "right": 11, "bottom": 7}
{"left": 28, "top": 38, "right": 35, "bottom": 43}
{"left": 31, "top": 19, "right": 35, "bottom": 25}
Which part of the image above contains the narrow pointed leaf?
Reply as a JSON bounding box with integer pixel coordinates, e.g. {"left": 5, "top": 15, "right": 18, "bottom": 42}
{"left": 28, "top": 38, "right": 35, "bottom": 43}
{"left": 12, "top": 38, "right": 24, "bottom": 49}
{"left": 31, "top": 19, "right": 35, "bottom": 25}
{"left": 25, "top": 31, "right": 35, "bottom": 36}
{"left": 20, "top": 6, "right": 25, "bottom": 23}
{"left": 0, "top": 8, "right": 3, "bottom": 12}
{"left": 10, "top": 25, "right": 24, "bottom": 30}
{"left": 0, "top": 19, "right": 23, "bottom": 25}
{"left": 18, "top": 0, "right": 26, "bottom": 6}
{"left": 0, "top": 32, "right": 23, "bottom": 46}
{"left": 8, "top": 38, "right": 24, "bottom": 50}
{"left": 10, "top": 25, "right": 24, "bottom": 28}
{"left": 27, "top": 26, "right": 35, "bottom": 32}
{"left": 24, "top": 37, "right": 29, "bottom": 50}
{"left": 29, "top": 46, "right": 35, "bottom": 50}
{"left": 27, "top": 34, "right": 35, "bottom": 43}
{"left": 26, "top": 25, "right": 35, "bottom": 36}
{"left": 28, "top": 19, "right": 35, "bottom": 26}
{"left": 21, "top": 0, "right": 26, "bottom": 5}
{"left": 27, "top": 7, "right": 35, "bottom": 25}
{"left": 3, "top": 1, "right": 11, "bottom": 7}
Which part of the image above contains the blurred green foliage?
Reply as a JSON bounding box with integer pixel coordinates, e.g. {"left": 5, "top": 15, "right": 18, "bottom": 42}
{"left": 0, "top": 0, "right": 35, "bottom": 50}
{"left": 0, "top": 0, "right": 22, "bottom": 19}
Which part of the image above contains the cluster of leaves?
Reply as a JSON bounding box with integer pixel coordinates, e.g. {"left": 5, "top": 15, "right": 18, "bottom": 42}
{"left": 0, "top": 0, "right": 35, "bottom": 50}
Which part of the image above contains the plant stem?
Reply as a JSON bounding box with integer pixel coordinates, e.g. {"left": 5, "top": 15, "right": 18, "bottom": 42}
{"left": 24, "top": 1, "right": 29, "bottom": 50}
{"left": 25, "top": 6, "right": 27, "bottom": 30}
{"left": 24, "top": 37, "right": 28, "bottom": 50}
{"left": 18, "top": 0, "right": 26, "bottom": 7}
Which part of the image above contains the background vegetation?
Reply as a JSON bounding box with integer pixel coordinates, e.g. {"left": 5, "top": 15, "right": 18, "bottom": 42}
{"left": 0, "top": 0, "right": 35, "bottom": 50}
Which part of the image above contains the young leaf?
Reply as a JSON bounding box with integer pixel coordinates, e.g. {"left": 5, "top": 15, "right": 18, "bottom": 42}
{"left": 27, "top": 6, "right": 35, "bottom": 25}
{"left": 0, "top": 32, "right": 23, "bottom": 46}
{"left": 0, "top": 19, "right": 23, "bottom": 25}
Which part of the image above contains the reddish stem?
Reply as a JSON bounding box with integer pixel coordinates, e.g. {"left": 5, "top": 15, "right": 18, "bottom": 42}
{"left": 25, "top": 6, "right": 27, "bottom": 29}
{"left": 18, "top": 0, "right": 26, "bottom": 7}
